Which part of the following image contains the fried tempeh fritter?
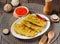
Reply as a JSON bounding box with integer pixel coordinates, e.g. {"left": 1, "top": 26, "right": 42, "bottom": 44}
{"left": 21, "top": 20, "right": 43, "bottom": 32}
{"left": 24, "top": 14, "right": 47, "bottom": 27}
{"left": 14, "top": 23, "right": 38, "bottom": 37}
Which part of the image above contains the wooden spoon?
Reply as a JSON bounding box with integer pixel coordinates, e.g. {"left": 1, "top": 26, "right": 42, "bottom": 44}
{"left": 47, "top": 30, "right": 55, "bottom": 44}
{"left": 39, "top": 34, "right": 47, "bottom": 44}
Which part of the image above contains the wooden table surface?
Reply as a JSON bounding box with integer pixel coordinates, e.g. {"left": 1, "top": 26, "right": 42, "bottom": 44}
{"left": 0, "top": 0, "right": 60, "bottom": 44}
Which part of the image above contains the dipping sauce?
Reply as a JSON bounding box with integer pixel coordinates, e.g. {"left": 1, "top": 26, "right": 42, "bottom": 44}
{"left": 16, "top": 8, "right": 27, "bottom": 16}
{"left": 13, "top": 6, "right": 29, "bottom": 18}
{"left": 15, "top": 6, "right": 29, "bottom": 17}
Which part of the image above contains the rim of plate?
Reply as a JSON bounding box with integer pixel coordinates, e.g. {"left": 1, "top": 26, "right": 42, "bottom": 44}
{"left": 11, "top": 14, "right": 50, "bottom": 39}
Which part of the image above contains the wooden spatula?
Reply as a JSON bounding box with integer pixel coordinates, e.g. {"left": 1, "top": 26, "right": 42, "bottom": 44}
{"left": 39, "top": 34, "right": 47, "bottom": 44}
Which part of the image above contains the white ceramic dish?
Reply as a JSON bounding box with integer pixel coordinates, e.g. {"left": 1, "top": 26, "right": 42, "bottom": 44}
{"left": 11, "top": 14, "right": 50, "bottom": 39}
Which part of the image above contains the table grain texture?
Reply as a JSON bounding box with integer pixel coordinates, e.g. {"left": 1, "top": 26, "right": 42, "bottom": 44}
{"left": 0, "top": 0, "right": 60, "bottom": 44}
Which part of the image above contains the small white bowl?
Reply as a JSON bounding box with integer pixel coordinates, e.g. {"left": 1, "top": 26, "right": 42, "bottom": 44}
{"left": 11, "top": 14, "right": 50, "bottom": 39}
{"left": 13, "top": 6, "right": 29, "bottom": 18}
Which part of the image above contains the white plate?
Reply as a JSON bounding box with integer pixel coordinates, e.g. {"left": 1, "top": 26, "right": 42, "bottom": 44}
{"left": 11, "top": 14, "right": 50, "bottom": 39}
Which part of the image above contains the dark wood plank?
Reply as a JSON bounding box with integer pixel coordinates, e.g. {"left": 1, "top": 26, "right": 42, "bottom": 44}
{"left": 1, "top": 13, "right": 18, "bottom": 44}
{"left": 0, "top": 34, "right": 1, "bottom": 44}
{"left": 29, "top": 0, "right": 45, "bottom": 5}
{"left": 6, "top": 0, "right": 28, "bottom": 5}
{"left": 2, "top": 36, "right": 9, "bottom": 44}
{"left": 0, "top": 0, "right": 6, "bottom": 4}
{"left": 22, "top": 3, "right": 43, "bottom": 13}
{"left": 0, "top": 12, "right": 3, "bottom": 44}
{"left": 0, "top": 2, "right": 4, "bottom": 12}
{"left": 57, "top": 4, "right": 60, "bottom": 43}
{"left": 52, "top": 0, "right": 59, "bottom": 12}
{"left": 57, "top": 35, "right": 60, "bottom": 44}
{"left": 7, "top": 0, "right": 11, "bottom": 3}
{"left": 19, "top": 0, "right": 28, "bottom": 4}
{"left": 0, "top": 0, "right": 7, "bottom": 12}
{"left": 29, "top": 0, "right": 59, "bottom": 12}
{"left": 58, "top": 0, "right": 60, "bottom": 14}
{"left": 0, "top": 13, "right": 1, "bottom": 44}
{"left": 53, "top": 40, "right": 58, "bottom": 44}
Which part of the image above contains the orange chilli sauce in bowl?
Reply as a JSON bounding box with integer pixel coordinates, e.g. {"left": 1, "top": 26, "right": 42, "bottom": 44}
{"left": 13, "top": 6, "right": 29, "bottom": 18}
